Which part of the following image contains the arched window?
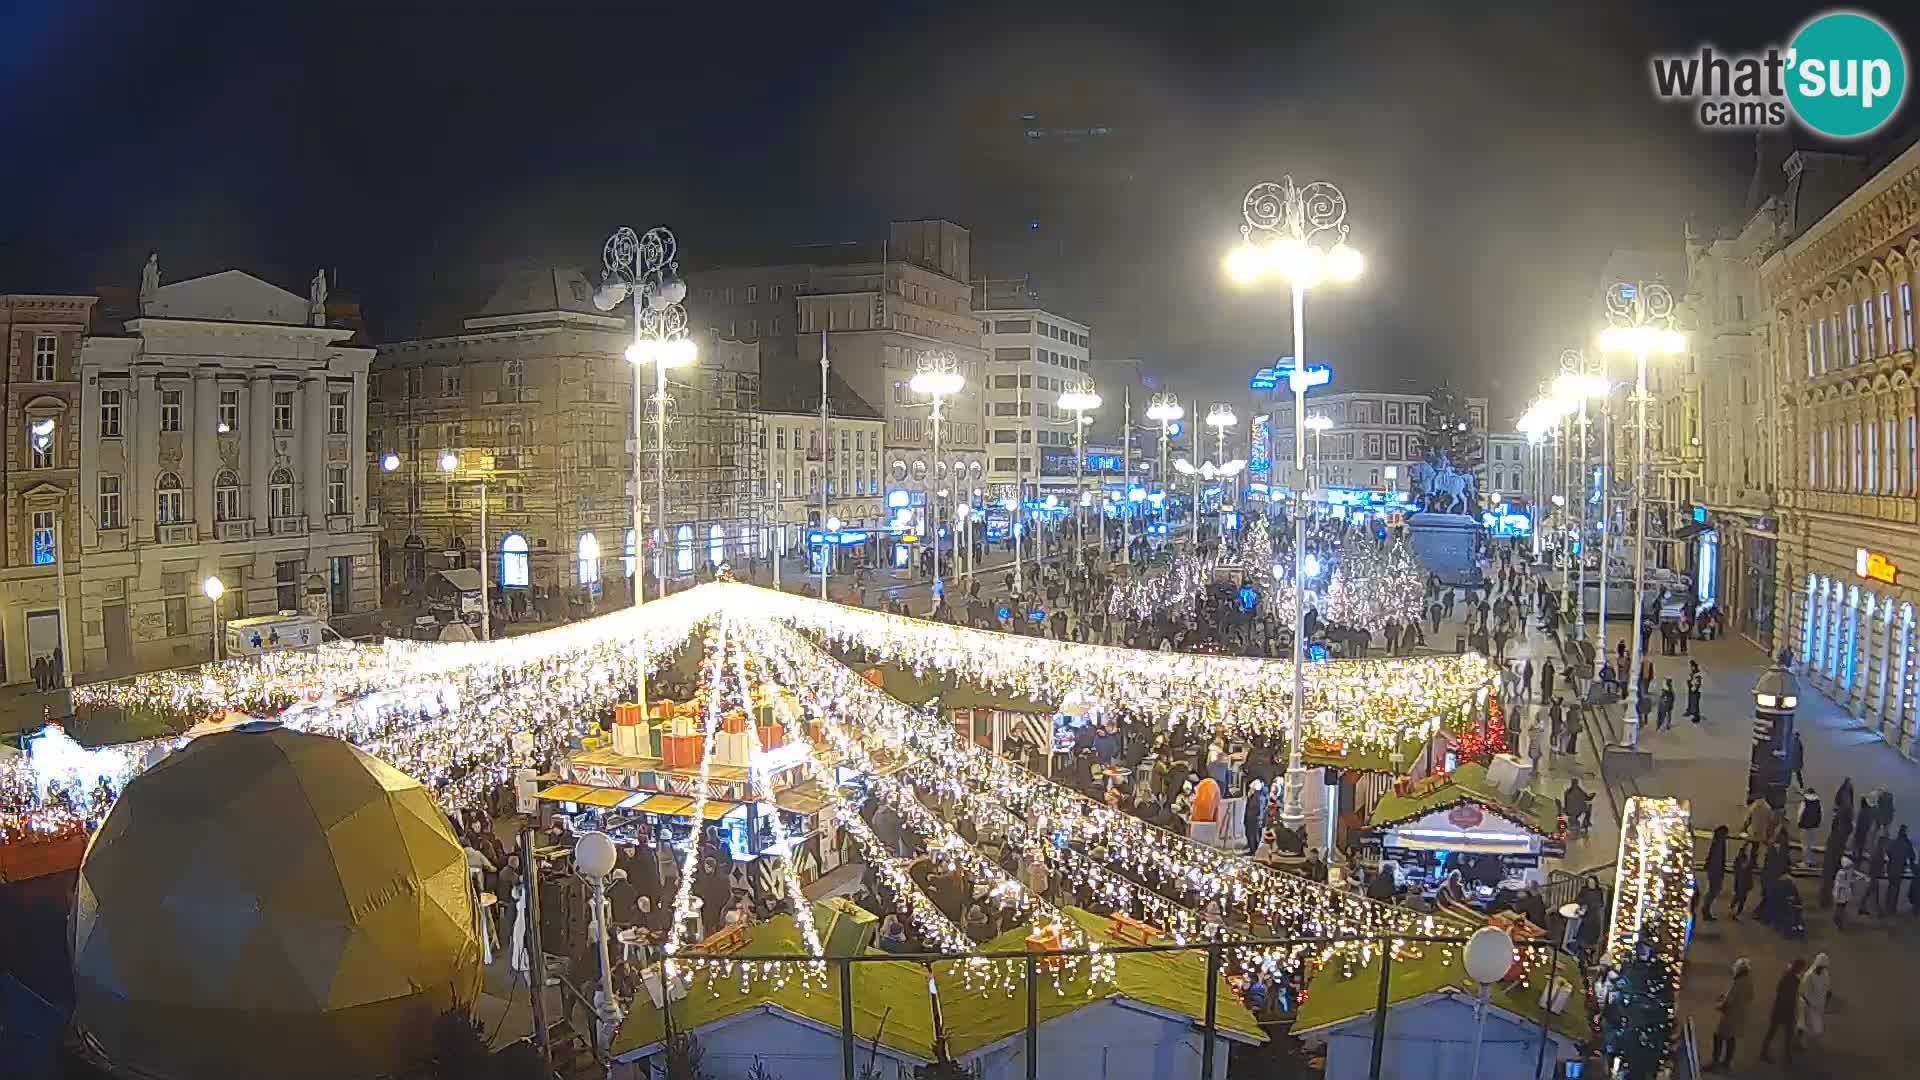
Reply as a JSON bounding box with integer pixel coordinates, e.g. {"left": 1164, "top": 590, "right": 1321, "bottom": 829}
{"left": 676, "top": 525, "right": 693, "bottom": 572}
{"left": 213, "top": 469, "right": 240, "bottom": 522}
{"left": 577, "top": 532, "right": 601, "bottom": 585}
{"left": 269, "top": 467, "right": 295, "bottom": 520}
{"left": 500, "top": 532, "right": 530, "bottom": 588}
{"left": 155, "top": 471, "right": 184, "bottom": 524}
{"left": 625, "top": 528, "right": 637, "bottom": 578}
{"left": 708, "top": 524, "right": 725, "bottom": 566}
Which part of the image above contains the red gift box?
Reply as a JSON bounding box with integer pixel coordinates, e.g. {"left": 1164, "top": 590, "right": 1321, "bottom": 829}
{"left": 615, "top": 702, "right": 644, "bottom": 727}
{"left": 662, "top": 733, "right": 704, "bottom": 769}
{"left": 808, "top": 720, "right": 826, "bottom": 747}
{"left": 757, "top": 723, "right": 785, "bottom": 751}
{"left": 722, "top": 713, "right": 748, "bottom": 736}
{"left": 647, "top": 699, "right": 675, "bottom": 722}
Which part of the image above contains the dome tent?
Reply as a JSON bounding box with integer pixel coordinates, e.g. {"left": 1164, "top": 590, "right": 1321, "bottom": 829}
{"left": 72, "top": 723, "right": 482, "bottom": 1079}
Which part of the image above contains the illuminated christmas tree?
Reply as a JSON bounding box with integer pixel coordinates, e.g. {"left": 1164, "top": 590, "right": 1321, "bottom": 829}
{"left": 1598, "top": 925, "right": 1678, "bottom": 1080}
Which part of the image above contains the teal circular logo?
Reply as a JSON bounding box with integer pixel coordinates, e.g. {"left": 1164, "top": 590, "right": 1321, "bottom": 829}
{"left": 1787, "top": 11, "right": 1907, "bottom": 138}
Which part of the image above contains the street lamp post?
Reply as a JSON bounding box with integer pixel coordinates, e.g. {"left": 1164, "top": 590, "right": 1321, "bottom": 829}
{"left": 1120, "top": 386, "right": 1133, "bottom": 566}
{"left": 1146, "top": 395, "right": 1183, "bottom": 551}
{"left": 1205, "top": 404, "right": 1237, "bottom": 541}
{"left": 1552, "top": 361, "right": 1605, "bottom": 643}
{"left": 1227, "top": 176, "right": 1363, "bottom": 830}
{"left": 911, "top": 352, "right": 965, "bottom": 611}
{"left": 573, "top": 831, "right": 621, "bottom": 1034}
{"left": 1059, "top": 382, "right": 1103, "bottom": 563}
{"left": 202, "top": 576, "right": 226, "bottom": 663}
{"left": 1598, "top": 281, "right": 1687, "bottom": 750}
{"left": 1304, "top": 413, "right": 1333, "bottom": 490}
{"left": 440, "top": 452, "right": 490, "bottom": 642}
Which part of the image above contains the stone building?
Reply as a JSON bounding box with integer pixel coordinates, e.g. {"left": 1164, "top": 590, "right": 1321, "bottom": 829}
{"left": 1763, "top": 139, "right": 1920, "bottom": 756}
{"left": 974, "top": 278, "right": 1095, "bottom": 502}
{"left": 757, "top": 366, "right": 885, "bottom": 562}
{"left": 1270, "top": 390, "right": 1489, "bottom": 496}
{"left": 371, "top": 268, "right": 765, "bottom": 608}
{"left": 2, "top": 293, "right": 96, "bottom": 685}
{"left": 76, "top": 267, "right": 378, "bottom": 675}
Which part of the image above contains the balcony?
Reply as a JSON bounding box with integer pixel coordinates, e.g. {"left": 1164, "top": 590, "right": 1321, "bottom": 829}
{"left": 155, "top": 523, "right": 195, "bottom": 546}
{"left": 326, "top": 514, "right": 354, "bottom": 534}
{"left": 269, "top": 515, "right": 309, "bottom": 536}
{"left": 215, "top": 520, "right": 254, "bottom": 542}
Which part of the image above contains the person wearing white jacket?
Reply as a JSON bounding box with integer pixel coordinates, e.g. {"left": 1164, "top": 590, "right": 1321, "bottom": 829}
{"left": 1797, "top": 953, "right": 1831, "bottom": 1048}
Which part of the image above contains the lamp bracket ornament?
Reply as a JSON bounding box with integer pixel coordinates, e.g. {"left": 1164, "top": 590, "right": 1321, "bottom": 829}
{"left": 1241, "top": 177, "right": 1349, "bottom": 247}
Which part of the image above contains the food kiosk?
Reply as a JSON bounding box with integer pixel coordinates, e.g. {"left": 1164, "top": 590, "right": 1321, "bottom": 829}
{"left": 1363, "top": 761, "right": 1565, "bottom": 903}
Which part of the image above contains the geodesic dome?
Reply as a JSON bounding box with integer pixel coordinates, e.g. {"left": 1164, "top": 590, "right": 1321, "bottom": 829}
{"left": 72, "top": 724, "right": 482, "bottom": 1079}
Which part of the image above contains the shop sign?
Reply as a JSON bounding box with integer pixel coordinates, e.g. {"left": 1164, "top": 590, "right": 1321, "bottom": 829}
{"left": 1446, "top": 803, "right": 1486, "bottom": 830}
{"left": 1856, "top": 547, "right": 1898, "bottom": 585}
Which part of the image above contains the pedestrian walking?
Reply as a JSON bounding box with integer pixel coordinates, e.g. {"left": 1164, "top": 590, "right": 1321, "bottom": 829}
{"left": 1656, "top": 678, "right": 1676, "bottom": 730}
{"left": 1833, "top": 857, "right": 1863, "bottom": 929}
{"left": 1700, "top": 825, "right": 1728, "bottom": 920}
{"left": 1705, "top": 956, "right": 1754, "bottom": 1072}
{"left": 1635, "top": 687, "right": 1653, "bottom": 732}
{"left": 1790, "top": 732, "right": 1806, "bottom": 788}
{"left": 1540, "top": 659, "right": 1555, "bottom": 702}
{"left": 1520, "top": 658, "right": 1534, "bottom": 704}
{"left": 1862, "top": 833, "right": 1890, "bottom": 916}
{"left": 1889, "top": 824, "right": 1914, "bottom": 915}
{"left": 1852, "top": 797, "right": 1875, "bottom": 862}
{"left": 1548, "top": 697, "right": 1566, "bottom": 753}
{"left": 1527, "top": 717, "right": 1546, "bottom": 772}
{"left": 1796, "top": 953, "right": 1831, "bottom": 1051}
{"left": 1758, "top": 957, "right": 1804, "bottom": 1065}
{"left": 1820, "top": 817, "right": 1846, "bottom": 908}
{"left": 1686, "top": 660, "right": 1703, "bottom": 722}
{"left": 1729, "top": 844, "right": 1756, "bottom": 918}
{"left": 1794, "top": 789, "right": 1821, "bottom": 867}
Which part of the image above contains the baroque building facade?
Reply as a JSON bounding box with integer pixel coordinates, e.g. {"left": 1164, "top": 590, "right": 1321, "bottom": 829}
{"left": 76, "top": 268, "right": 379, "bottom": 675}
{"left": 1763, "top": 141, "right": 1920, "bottom": 756}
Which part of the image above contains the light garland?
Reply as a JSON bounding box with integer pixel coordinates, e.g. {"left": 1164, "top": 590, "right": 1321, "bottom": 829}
{"left": 1605, "top": 796, "right": 1694, "bottom": 972}
{"left": 1106, "top": 552, "right": 1219, "bottom": 622}
{"left": 1323, "top": 524, "right": 1425, "bottom": 634}
{"left": 740, "top": 619, "right": 1462, "bottom": 982}
{"left": 665, "top": 619, "right": 730, "bottom": 961}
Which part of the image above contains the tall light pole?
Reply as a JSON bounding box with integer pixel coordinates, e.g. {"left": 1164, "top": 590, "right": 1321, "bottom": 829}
{"left": 911, "top": 352, "right": 964, "bottom": 610}
{"left": 202, "top": 576, "right": 226, "bottom": 663}
{"left": 1226, "top": 175, "right": 1363, "bottom": 831}
{"left": 819, "top": 330, "right": 830, "bottom": 600}
{"left": 440, "top": 452, "right": 491, "bottom": 642}
{"left": 1304, "top": 413, "right": 1333, "bottom": 490}
{"left": 599, "top": 226, "right": 693, "bottom": 719}
{"left": 1598, "top": 281, "right": 1687, "bottom": 749}
{"left": 1553, "top": 360, "right": 1605, "bottom": 642}
{"left": 1120, "top": 386, "right": 1134, "bottom": 566}
{"left": 1595, "top": 380, "right": 1615, "bottom": 649}
{"left": 1146, "top": 395, "right": 1183, "bottom": 549}
{"left": 1059, "top": 381, "right": 1102, "bottom": 563}
{"left": 1205, "top": 404, "right": 1237, "bottom": 538}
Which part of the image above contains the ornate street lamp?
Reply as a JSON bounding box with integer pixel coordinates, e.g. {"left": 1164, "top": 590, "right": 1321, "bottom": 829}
{"left": 911, "top": 352, "right": 965, "bottom": 607}
{"left": 1058, "top": 380, "right": 1103, "bottom": 560}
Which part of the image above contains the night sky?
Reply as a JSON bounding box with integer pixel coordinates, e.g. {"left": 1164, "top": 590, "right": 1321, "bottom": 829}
{"left": 4, "top": 1, "right": 1915, "bottom": 419}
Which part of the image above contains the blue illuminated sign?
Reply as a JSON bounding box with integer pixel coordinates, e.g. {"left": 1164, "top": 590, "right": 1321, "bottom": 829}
{"left": 1168, "top": 420, "right": 1183, "bottom": 439}
{"left": 1307, "top": 642, "right": 1330, "bottom": 662}
{"left": 1274, "top": 362, "right": 1333, "bottom": 392}
{"left": 1692, "top": 505, "right": 1708, "bottom": 523}
{"left": 886, "top": 489, "right": 910, "bottom": 509}
{"left": 1238, "top": 586, "right": 1258, "bottom": 611}
{"left": 1028, "top": 609, "right": 1046, "bottom": 622}
{"left": 996, "top": 606, "right": 1011, "bottom": 620}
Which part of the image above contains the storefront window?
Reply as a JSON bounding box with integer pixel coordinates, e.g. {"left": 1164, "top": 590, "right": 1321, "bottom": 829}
{"left": 500, "top": 533, "right": 529, "bottom": 588}
{"left": 578, "top": 532, "right": 601, "bottom": 585}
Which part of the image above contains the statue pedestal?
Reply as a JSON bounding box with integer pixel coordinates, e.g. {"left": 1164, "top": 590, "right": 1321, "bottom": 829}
{"left": 1406, "top": 512, "right": 1482, "bottom": 587}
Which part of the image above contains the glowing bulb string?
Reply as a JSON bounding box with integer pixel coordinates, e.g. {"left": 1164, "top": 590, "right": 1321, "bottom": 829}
{"left": 665, "top": 618, "right": 730, "bottom": 966}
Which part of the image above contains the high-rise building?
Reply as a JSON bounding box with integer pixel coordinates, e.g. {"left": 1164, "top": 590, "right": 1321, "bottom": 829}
{"left": 687, "top": 221, "right": 988, "bottom": 544}
{"left": 76, "top": 265, "right": 378, "bottom": 675}
{"left": 2, "top": 293, "right": 95, "bottom": 685}
{"left": 974, "top": 277, "right": 1094, "bottom": 500}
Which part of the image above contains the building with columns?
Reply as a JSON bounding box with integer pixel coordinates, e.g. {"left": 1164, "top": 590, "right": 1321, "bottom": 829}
{"left": 1763, "top": 140, "right": 1920, "bottom": 756}
{"left": 75, "top": 268, "right": 378, "bottom": 675}
{"left": 2, "top": 293, "right": 97, "bottom": 686}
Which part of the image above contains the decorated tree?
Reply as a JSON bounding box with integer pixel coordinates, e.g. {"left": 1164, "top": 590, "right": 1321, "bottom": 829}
{"left": 1323, "top": 524, "right": 1426, "bottom": 635}
{"left": 1241, "top": 512, "right": 1275, "bottom": 575}
{"left": 1597, "top": 926, "right": 1678, "bottom": 1080}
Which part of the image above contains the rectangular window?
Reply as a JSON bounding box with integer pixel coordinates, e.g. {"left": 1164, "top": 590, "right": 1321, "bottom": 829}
{"left": 775, "top": 428, "right": 785, "bottom": 449}
{"left": 1909, "top": 415, "right": 1917, "bottom": 493}
{"left": 327, "top": 465, "right": 348, "bottom": 515}
{"left": 747, "top": 285, "right": 759, "bottom": 303}
{"left": 218, "top": 388, "right": 240, "bottom": 432}
{"left": 1806, "top": 323, "right": 1817, "bottom": 377}
{"left": 159, "top": 388, "right": 182, "bottom": 432}
{"left": 771, "top": 284, "right": 784, "bottom": 302}
{"left": 1868, "top": 422, "right": 1878, "bottom": 492}
{"left": 1903, "top": 285, "right": 1915, "bottom": 350}
{"left": 98, "top": 475, "right": 122, "bottom": 528}
{"left": 32, "top": 334, "right": 57, "bottom": 381}
{"left": 29, "top": 420, "right": 54, "bottom": 468}
{"left": 165, "top": 597, "right": 187, "bottom": 637}
{"left": 328, "top": 391, "right": 348, "bottom": 434}
{"left": 443, "top": 367, "right": 463, "bottom": 397}
{"left": 99, "top": 389, "right": 122, "bottom": 437}
{"left": 1820, "top": 427, "right": 1830, "bottom": 488}
{"left": 270, "top": 475, "right": 295, "bottom": 520}
{"left": 406, "top": 369, "right": 423, "bottom": 398}
{"left": 504, "top": 482, "right": 525, "bottom": 512}
{"left": 1853, "top": 422, "right": 1862, "bottom": 491}
{"left": 274, "top": 391, "right": 295, "bottom": 430}
{"left": 30, "top": 510, "right": 55, "bottom": 564}
{"left": 1862, "top": 300, "right": 1876, "bottom": 357}
{"left": 276, "top": 560, "right": 301, "bottom": 610}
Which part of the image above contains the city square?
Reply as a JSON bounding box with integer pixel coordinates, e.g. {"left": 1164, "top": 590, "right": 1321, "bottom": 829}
{"left": 3, "top": 5, "right": 1920, "bottom": 1080}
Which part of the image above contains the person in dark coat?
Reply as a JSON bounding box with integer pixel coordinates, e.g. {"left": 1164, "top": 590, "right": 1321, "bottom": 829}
{"left": 1834, "top": 778, "right": 1856, "bottom": 835}
{"left": 1699, "top": 825, "right": 1729, "bottom": 920}
{"left": 1243, "top": 779, "right": 1266, "bottom": 855}
{"left": 1890, "top": 824, "right": 1916, "bottom": 915}
{"left": 1821, "top": 817, "right": 1847, "bottom": 908}
{"left": 1759, "top": 957, "right": 1804, "bottom": 1065}
{"left": 1540, "top": 659, "right": 1556, "bottom": 701}
{"left": 1656, "top": 679, "right": 1677, "bottom": 730}
{"left": 1863, "top": 833, "right": 1891, "bottom": 915}
{"left": 1729, "top": 844, "right": 1756, "bottom": 918}
{"left": 1851, "top": 797, "right": 1875, "bottom": 862}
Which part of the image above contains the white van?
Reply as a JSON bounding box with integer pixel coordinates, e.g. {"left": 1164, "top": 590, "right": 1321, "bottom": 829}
{"left": 224, "top": 612, "right": 345, "bottom": 657}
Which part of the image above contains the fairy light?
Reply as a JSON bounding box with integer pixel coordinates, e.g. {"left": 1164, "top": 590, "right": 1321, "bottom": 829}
{"left": 666, "top": 619, "right": 730, "bottom": 963}
{"left": 1606, "top": 796, "right": 1694, "bottom": 972}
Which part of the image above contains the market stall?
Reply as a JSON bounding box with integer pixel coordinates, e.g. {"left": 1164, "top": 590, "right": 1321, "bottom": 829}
{"left": 1363, "top": 761, "right": 1566, "bottom": 902}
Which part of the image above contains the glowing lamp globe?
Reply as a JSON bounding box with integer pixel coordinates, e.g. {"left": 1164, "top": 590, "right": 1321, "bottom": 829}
{"left": 574, "top": 830, "right": 618, "bottom": 879}
{"left": 71, "top": 725, "right": 481, "bottom": 1080}
{"left": 1464, "top": 925, "right": 1516, "bottom": 984}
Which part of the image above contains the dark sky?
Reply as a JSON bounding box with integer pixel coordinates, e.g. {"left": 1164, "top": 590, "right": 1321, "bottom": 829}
{"left": 4, "top": 1, "right": 1914, "bottom": 421}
